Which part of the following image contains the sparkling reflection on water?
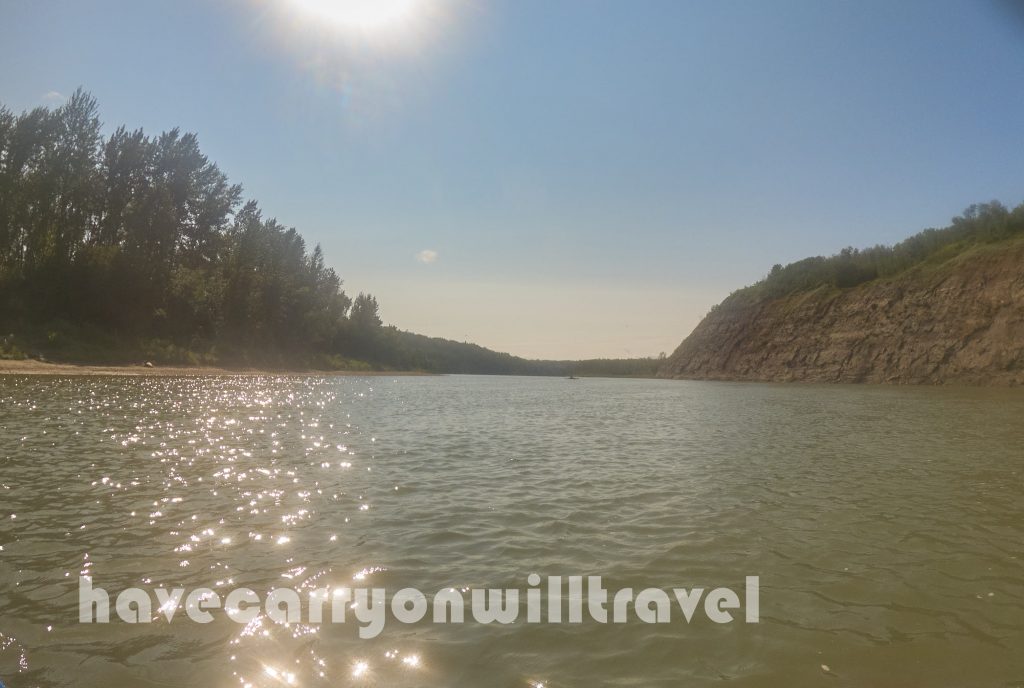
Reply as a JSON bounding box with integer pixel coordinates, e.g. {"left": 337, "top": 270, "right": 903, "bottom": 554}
{"left": 0, "top": 375, "right": 1023, "bottom": 687}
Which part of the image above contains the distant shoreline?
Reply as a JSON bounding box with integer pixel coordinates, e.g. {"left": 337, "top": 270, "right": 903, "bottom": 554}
{"left": 0, "top": 359, "right": 433, "bottom": 377}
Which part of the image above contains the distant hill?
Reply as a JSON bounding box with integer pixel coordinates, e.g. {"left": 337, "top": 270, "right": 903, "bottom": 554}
{"left": 659, "top": 201, "right": 1024, "bottom": 385}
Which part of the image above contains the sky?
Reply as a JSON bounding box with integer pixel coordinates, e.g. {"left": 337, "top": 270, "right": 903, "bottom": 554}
{"left": 2, "top": 0, "right": 1024, "bottom": 359}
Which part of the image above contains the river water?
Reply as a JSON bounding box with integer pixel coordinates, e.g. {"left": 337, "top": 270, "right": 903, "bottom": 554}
{"left": 0, "top": 374, "right": 1022, "bottom": 687}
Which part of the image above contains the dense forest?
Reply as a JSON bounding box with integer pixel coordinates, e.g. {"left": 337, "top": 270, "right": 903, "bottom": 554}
{"left": 0, "top": 90, "right": 656, "bottom": 376}
{"left": 724, "top": 200, "right": 1024, "bottom": 307}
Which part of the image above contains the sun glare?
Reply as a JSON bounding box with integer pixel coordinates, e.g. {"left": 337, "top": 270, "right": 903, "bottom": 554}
{"left": 290, "top": 0, "right": 422, "bottom": 32}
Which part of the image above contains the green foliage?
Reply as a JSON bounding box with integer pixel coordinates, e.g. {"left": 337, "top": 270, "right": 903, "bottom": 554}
{"left": 0, "top": 92, "right": 663, "bottom": 375}
{"left": 0, "top": 333, "right": 26, "bottom": 360}
{"left": 0, "top": 91, "right": 370, "bottom": 367}
{"left": 727, "top": 201, "right": 1024, "bottom": 306}
{"left": 347, "top": 329, "right": 662, "bottom": 377}
{"left": 571, "top": 357, "right": 662, "bottom": 377}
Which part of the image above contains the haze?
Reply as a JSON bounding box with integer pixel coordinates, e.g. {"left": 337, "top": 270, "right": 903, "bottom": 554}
{"left": 3, "top": 0, "right": 1024, "bottom": 358}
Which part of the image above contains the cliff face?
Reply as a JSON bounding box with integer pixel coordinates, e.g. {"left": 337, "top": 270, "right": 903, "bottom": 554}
{"left": 659, "top": 240, "right": 1024, "bottom": 385}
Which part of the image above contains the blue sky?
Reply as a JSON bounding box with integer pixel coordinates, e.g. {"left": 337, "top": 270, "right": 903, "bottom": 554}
{"left": 2, "top": 0, "right": 1024, "bottom": 358}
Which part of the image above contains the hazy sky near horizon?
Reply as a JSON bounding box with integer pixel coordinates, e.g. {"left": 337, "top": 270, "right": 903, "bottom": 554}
{"left": 3, "top": 0, "right": 1024, "bottom": 358}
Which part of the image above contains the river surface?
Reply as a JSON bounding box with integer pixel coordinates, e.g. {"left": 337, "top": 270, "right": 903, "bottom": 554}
{"left": 0, "top": 374, "right": 1022, "bottom": 687}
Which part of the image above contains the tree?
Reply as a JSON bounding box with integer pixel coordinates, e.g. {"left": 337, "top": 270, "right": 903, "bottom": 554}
{"left": 350, "top": 292, "right": 382, "bottom": 329}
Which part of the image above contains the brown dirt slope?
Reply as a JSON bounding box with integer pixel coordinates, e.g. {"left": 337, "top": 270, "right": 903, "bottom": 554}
{"left": 658, "top": 239, "right": 1024, "bottom": 385}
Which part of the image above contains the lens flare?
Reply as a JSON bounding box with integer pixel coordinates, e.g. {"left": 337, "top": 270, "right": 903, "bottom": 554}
{"left": 289, "top": 0, "right": 422, "bottom": 31}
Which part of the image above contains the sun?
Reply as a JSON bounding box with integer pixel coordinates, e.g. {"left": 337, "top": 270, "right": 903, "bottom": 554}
{"left": 289, "top": 0, "right": 423, "bottom": 32}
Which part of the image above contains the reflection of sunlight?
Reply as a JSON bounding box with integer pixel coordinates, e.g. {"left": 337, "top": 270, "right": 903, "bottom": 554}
{"left": 264, "top": 666, "right": 298, "bottom": 685}
{"left": 352, "top": 660, "right": 369, "bottom": 678}
{"left": 352, "top": 565, "right": 385, "bottom": 581}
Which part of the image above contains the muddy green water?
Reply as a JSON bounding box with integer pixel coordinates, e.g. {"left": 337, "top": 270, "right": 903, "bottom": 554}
{"left": 0, "top": 375, "right": 1022, "bottom": 687}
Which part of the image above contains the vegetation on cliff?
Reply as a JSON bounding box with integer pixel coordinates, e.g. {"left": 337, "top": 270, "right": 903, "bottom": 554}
{"left": 660, "top": 201, "right": 1024, "bottom": 384}
{"left": 722, "top": 200, "right": 1024, "bottom": 308}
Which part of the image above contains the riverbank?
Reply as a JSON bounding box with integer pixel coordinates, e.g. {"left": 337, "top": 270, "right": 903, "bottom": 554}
{"left": 0, "top": 359, "right": 432, "bottom": 377}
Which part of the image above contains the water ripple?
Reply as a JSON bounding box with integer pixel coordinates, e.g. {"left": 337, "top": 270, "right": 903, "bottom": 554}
{"left": 0, "top": 375, "right": 1023, "bottom": 686}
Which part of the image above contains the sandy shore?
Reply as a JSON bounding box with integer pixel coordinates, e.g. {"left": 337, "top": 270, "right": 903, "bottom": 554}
{"left": 0, "top": 359, "right": 430, "bottom": 377}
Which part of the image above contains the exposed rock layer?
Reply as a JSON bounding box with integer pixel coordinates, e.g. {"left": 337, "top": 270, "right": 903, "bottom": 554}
{"left": 659, "top": 241, "right": 1024, "bottom": 385}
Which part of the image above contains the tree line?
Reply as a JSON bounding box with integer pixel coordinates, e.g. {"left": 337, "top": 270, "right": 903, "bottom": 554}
{"left": 0, "top": 90, "right": 658, "bottom": 376}
{"left": 0, "top": 89, "right": 384, "bottom": 366}
{"left": 723, "top": 200, "right": 1024, "bottom": 307}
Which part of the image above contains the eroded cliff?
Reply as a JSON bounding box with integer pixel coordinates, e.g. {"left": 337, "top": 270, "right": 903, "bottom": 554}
{"left": 659, "top": 238, "right": 1024, "bottom": 385}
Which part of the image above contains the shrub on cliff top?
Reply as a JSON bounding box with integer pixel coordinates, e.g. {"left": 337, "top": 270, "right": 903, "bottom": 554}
{"left": 726, "top": 200, "right": 1024, "bottom": 305}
